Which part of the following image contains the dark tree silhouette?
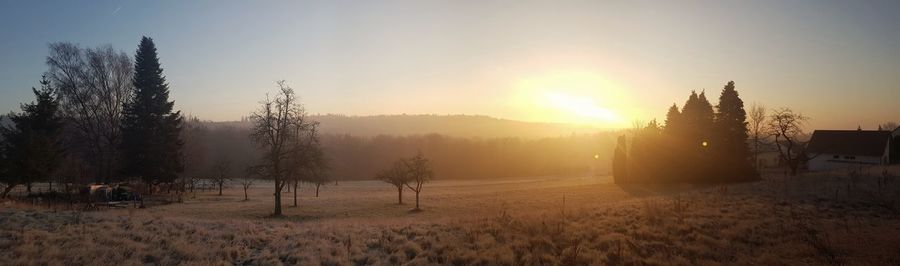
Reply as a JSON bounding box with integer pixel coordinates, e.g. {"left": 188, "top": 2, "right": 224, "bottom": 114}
{"left": 748, "top": 103, "right": 767, "bottom": 170}
{"left": 618, "top": 81, "right": 755, "bottom": 184}
{"left": 250, "top": 80, "right": 319, "bottom": 216}
{"left": 663, "top": 103, "right": 682, "bottom": 137}
{"left": 376, "top": 160, "right": 412, "bottom": 204}
{"left": 404, "top": 152, "right": 434, "bottom": 211}
{"left": 713, "top": 81, "right": 756, "bottom": 181}
{"left": 121, "top": 37, "right": 184, "bottom": 194}
{"left": 1, "top": 77, "right": 63, "bottom": 197}
{"left": 210, "top": 157, "right": 231, "bottom": 196}
{"left": 46, "top": 43, "right": 132, "bottom": 183}
{"left": 240, "top": 177, "right": 254, "bottom": 201}
{"left": 612, "top": 135, "right": 628, "bottom": 184}
{"left": 767, "top": 108, "right": 809, "bottom": 176}
{"left": 284, "top": 127, "right": 326, "bottom": 207}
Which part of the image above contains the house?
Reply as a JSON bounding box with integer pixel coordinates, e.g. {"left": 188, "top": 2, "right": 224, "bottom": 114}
{"left": 806, "top": 129, "right": 892, "bottom": 171}
{"left": 893, "top": 126, "right": 900, "bottom": 164}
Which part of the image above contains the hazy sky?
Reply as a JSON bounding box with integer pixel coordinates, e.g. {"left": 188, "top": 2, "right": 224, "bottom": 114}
{"left": 1, "top": 0, "right": 898, "bottom": 129}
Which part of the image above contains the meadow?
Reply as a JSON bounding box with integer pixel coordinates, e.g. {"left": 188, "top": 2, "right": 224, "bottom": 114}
{"left": 2, "top": 166, "right": 899, "bottom": 265}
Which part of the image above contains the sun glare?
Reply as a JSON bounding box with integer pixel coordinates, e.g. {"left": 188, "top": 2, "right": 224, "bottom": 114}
{"left": 545, "top": 92, "right": 620, "bottom": 123}
{"left": 510, "top": 70, "right": 632, "bottom": 127}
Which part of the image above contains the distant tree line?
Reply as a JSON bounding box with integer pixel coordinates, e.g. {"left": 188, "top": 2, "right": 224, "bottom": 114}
{"left": 614, "top": 81, "right": 757, "bottom": 184}
{"left": 175, "top": 123, "right": 615, "bottom": 181}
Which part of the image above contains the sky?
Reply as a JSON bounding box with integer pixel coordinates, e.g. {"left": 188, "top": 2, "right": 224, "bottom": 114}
{"left": 1, "top": 0, "right": 898, "bottom": 129}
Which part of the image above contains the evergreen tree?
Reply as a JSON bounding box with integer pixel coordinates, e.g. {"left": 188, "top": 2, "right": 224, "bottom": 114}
{"left": 662, "top": 103, "right": 687, "bottom": 182}
{"left": 612, "top": 135, "right": 628, "bottom": 184}
{"left": 663, "top": 103, "right": 681, "bottom": 136}
{"left": 1, "top": 76, "right": 64, "bottom": 197}
{"left": 713, "top": 81, "right": 756, "bottom": 180}
{"left": 121, "top": 37, "right": 184, "bottom": 191}
{"left": 696, "top": 90, "right": 715, "bottom": 143}
{"left": 680, "top": 91, "right": 703, "bottom": 145}
{"left": 678, "top": 90, "right": 715, "bottom": 181}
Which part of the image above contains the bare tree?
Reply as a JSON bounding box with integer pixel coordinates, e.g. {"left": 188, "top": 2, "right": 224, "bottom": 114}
{"left": 748, "top": 103, "right": 767, "bottom": 170}
{"left": 376, "top": 160, "right": 411, "bottom": 205}
{"left": 403, "top": 152, "right": 434, "bottom": 211}
{"left": 180, "top": 116, "right": 208, "bottom": 197}
{"left": 240, "top": 177, "right": 254, "bottom": 201}
{"left": 45, "top": 43, "right": 133, "bottom": 183}
{"left": 310, "top": 169, "right": 329, "bottom": 197}
{"left": 303, "top": 143, "right": 329, "bottom": 198}
{"left": 249, "top": 81, "right": 319, "bottom": 216}
{"left": 879, "top": 122, "right": 898, "bottom": 131}
{"left": 767, "top": 108, "right": 810, "bottom": 176}
{"left": 241, "top": 166, "right": 262, "bottom": 201}
{"left": 283, "top": 127, "right": 325, "bottom": 207}
{"left": 210, "top": 157, "right": 231, "bottom": 196}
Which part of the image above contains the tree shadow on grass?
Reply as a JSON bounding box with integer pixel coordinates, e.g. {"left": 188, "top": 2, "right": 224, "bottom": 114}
{"left": 617, "top": 183, "right": 707, "bottom": 197}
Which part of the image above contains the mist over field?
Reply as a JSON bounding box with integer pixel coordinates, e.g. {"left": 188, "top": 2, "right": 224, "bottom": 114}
{"left": 2, "top": 1, "right": 900, "bottom": 265}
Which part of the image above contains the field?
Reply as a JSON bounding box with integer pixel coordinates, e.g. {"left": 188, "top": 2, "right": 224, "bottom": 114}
{"left": 2, "top": 166, "right": 900, "bottom": 265}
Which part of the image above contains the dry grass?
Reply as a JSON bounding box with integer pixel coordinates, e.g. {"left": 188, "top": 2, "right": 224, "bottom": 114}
{"left": 2, "top": 166, "right": 900, "bottom": 265}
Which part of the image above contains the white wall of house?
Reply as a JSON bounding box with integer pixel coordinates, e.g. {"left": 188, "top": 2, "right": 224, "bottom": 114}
{"left": 809, "top": 154, "right": 883, "bottom": 171}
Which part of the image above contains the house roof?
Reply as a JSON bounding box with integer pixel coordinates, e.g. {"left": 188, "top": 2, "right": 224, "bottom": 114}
{"left": 807, "top": 130, "right": 891, "bottom": 157}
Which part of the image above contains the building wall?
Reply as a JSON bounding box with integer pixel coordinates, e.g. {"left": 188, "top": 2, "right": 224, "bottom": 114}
{"left": 809, "top": 154, "right": 883, "bottom": 171}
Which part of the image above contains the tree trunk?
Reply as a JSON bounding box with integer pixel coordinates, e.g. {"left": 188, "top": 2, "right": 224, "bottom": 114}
{"left": 49, "top": 180, "right": 53, "bottom": 192}
{"left": 397, "top": 186, "right": 403, "bottom": 204}
{"left": 273, "top": 180, "right": 282, "bottom": 216}
{"left": 26, "top": 183, "right": 32, "bottom": 193}
{"left": 315, "top": 184, "right": 320, "bottom": 197}
{"left": 292, "top": 180, "right": 298, "bottom": 207}
{"left": 1, "top": 184, "right": 15, "bottom": 198}
{"left": 789, "top": 163, "right": 798, "bottom": 176}
{"left": 218, "top": 182, "right": 223, "bottom": 196}
{"left": 243, "top": 187, "right": 249, "bottom": 201}
{"left": 753, "top": 139, "right": 759, "bottom": 170}
{"left": 415, "top": 191, "right": 420, "bottom": 210}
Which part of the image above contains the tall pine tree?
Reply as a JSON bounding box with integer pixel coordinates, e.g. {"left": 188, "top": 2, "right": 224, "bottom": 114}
{"left": 612, "top": 135, "right": 628, "bottom": 184}
{"left": 713, "top": 81, "right": 756, "bottom": 180}
{"left": 121, "top": 37, "right": 184, "bottom": 191}
{"left": 696, "top": 91, "right": 715, "bottom": 142}
{"left": 663, "top": 103, "right": 681, "bottom": 136}
{"left": 1, "top": 76, "right": 64, "bottom": 197}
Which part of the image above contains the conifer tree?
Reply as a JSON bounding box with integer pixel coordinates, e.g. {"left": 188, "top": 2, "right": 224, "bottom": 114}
{"left": 1, "top": 76, "right": 63, "bottom": 197}
{"left": 663, "top": 103, "right": 681, "bottom": 136}
{"left": 696, "top": 91, "right": 716, "bottom": 142}
{"left": 714, "top": 81, "right": 755, "bottom": 180}
{"left": 121, "top": 37, "right": 184, "bottom": 192}
{"left": 612, "top": 135, "right": 628, "bottom": 184}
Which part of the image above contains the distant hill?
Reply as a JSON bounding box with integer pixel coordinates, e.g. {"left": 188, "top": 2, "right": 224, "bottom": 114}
{"left": 210, "top": 114, "right": 611, "bottom": 139}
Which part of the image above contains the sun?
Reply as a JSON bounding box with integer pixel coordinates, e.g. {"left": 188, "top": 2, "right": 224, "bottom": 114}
{"left": 509, "top": 70, "right": 632, "bottom": 127}
{"left": 544, "top": 92, "right": 620, "bottom": 124}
